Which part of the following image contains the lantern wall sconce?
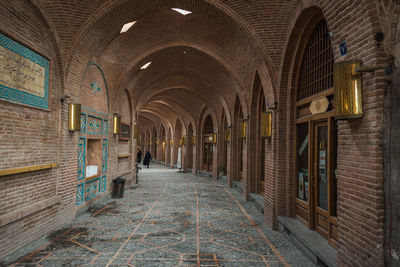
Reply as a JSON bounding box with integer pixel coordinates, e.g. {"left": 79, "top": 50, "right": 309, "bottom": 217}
{"left": 261, "top": 111, "right": 272, "bottom": 138}
{"left": 133, "top": 125, "right": 139, "bottom": 139}
{"left": 240, "top": 121, "right": 247, "bottom": 139}
{"left": 213, "top": 133, "right": 217, "bottom": 144}
{"left": 155, "top": 139, "right": 159, "bottom": 145}
{"left": 170, "top": 139, "right": 174, "bottom": 146}
{"left": 113, "top": 113, "right": 121, "bottom": 135}
{"left": 68, "top": 103, "right": 81, "bottom": 131}
{"left": 334, "top": 60, "right": 363, "bottom": 119}
{"left": 180, "top": 137, "right": 186, "bottom": 146}
{"left": 225, "top": 129, "right": 231, "bottom": 142}
{"left": 192, "top": 135, "right": 196, "bottom": 145}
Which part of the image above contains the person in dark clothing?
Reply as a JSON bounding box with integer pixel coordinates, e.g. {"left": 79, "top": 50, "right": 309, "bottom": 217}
{"left": 143, "top": 151, "right": 152, "bottom": 168}
{"left": 136, "top": 149, "right": 142, "bottom": 164}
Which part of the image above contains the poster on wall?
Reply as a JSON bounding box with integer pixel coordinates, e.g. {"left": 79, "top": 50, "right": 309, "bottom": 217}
{"left": 0, "top": 32, "right": 49, "bottom": 110}
{"left": 119, "top": 123, "right": 131, "bottom": 141}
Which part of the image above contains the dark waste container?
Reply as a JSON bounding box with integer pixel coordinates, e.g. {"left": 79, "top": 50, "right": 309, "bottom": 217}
{"left": 112, "top": 177, "right": 126, "bottom": 198}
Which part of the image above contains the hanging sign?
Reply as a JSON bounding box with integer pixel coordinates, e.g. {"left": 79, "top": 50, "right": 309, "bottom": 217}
{"left": 340, "top": 41, "right": 347, "bottom": 56}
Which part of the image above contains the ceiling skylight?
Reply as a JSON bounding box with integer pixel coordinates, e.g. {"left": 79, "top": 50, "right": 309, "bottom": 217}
{"left": 120, "top": 21, "right": 136, "bottom": 33}
{"left": 171, "top": 8, "right": 192, "bottom": 15}
{"left": 140, "top": 62, "right": 152, "bottom": 69}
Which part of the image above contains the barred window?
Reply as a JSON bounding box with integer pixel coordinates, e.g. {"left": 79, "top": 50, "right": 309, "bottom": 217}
{"left": 298, "top": 20, "right": 334, "bottom": 100}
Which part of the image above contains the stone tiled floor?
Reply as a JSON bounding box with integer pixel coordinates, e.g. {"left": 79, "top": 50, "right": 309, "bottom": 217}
{"left": 7, "top": 164, "right": 314, "bottom": 267}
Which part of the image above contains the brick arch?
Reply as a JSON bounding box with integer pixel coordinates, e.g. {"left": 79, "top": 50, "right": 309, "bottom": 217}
{"left": 147, "top": 99, "right": 195, "bottom": 136}
{"left": 27, "top": 0, "right": 65, "bottom": 91}
{"left": 139, "top": 86, "right": 218, "bottom": 128}
{"left": 277, "top": 3, "right": 387, "bottom": 266}
{"left": 141, "top": 109, "right": 173, "bottom": 134}
{"left": 132, "top": 65, "right": 243, "bottom": 116}
{"left": 115, "top": 42, "right": 250, "bottom": 100}
{"left": 247, "top": 72, "right": 266, "bottom": 195}
{"left": 64, "top": 0, "right": 276, "bottom": 87}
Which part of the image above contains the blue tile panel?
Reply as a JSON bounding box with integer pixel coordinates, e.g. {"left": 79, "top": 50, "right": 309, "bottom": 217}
{"left": 80, "top": 113, "right": 86, "bottom": 133}
{"left": 102, "top": 120, "right": 108, "bottom": 135}
{"left": 102, "top": 139, "right": 108, "bottom": 173}
{"left": 77, "top": 138, "right": 86, "bottom": 180}
{"left": 85, "top": 177, "right": 101, "bottom": 201}
{"left": 0, "top": 32, "right": 49, "bottom": 109}
{"left": 76, "top": 183, "right": 84, "bottom": 205}
{"left": 87, "top": 115, "right": 102, "bottom": 134}
{"left": 100, "top": 175, "right": 107, "bottom": 193}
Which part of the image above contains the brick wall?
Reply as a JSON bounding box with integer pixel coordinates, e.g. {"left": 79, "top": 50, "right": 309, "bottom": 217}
{"left": 0, "top": 0, "right": 66, "bottom": 259}
{"left": 0, "top": 0, "right": 392, "bottom": 266}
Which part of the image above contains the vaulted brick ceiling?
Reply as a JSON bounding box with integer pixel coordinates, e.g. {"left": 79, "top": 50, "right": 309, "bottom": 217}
{"left": 35, "top": 0, "right": 299, "bottom": 131}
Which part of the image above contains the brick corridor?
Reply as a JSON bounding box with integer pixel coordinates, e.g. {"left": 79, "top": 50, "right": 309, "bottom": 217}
{"left": 8, "top": 165, "right": 314, "bottom": 267}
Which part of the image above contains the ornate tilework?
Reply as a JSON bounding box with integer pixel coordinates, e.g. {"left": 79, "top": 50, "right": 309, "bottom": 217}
{"left": 80, "top": 113, "right": 86, "bottom": 133}
{"left": 77, "top": 138, "right": 86, "bottom": 180}
{"left": 0, "top": 33, "right": 50, "bottom": 109}
{"left": 76, "top": 183, "right": 84, "bottom": 205}
{"left": 100, "top": 175, "right": 107, "bottom": 193}
{"left": 85, "top": 178, "right": 100, "bottom": 201}
{"left": 102, "top": 120, "right": 108, "bottom": 135}
{"left": 87, "top": 115, "right": 102, "bottom": 134}
{"left": 90, "top": 81, "right": 101, "bottom": 95}
{"left": 102, "top": 139, "right": 108, "bottom": 172}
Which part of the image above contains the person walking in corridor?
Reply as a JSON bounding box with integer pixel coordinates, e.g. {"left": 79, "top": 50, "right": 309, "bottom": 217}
{"left": 143, "top": 151, "right": 152, "bottom": 168}
{"left": 136, "top": 148, "right": 142, "bottom": 164}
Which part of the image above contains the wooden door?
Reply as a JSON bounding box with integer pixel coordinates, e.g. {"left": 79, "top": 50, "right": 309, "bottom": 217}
{"left": 259, "top": 138, "right": 266, "bottom": 195}
{"left": 313, "top": 121, "right": 329, "bottom": 238}
{"left": 202, "top": 142, "right": 213, "bottom": 172}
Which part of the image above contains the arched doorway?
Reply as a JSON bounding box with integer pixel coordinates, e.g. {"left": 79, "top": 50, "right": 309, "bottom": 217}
{"left": 160, "top": 125, "right": 166, "bottom": 163}
{"left": 220, "top": 110, "right": 228, "bottom": 177}
{"left": 187, "top": 123, "right": 193, "bottom": 170}
{"left": 234, "top": 97, "right": 245, "bottom": 181}
{"left": 293, "top": 17, "right": 338, "bottom": 246}
{"left": 202, "top": 115, "right": 214, "bottom": 172}
{"left": 152, "top": 127, "right": 157, "bottom": 160}
{"left": 257, "top": 85, "right": 267, "bottom": 195}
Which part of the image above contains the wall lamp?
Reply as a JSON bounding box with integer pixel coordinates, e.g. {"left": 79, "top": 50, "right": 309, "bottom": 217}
{"left": 113, "top": 113, "right": 121, "bottom": 135}
{"left": 261, "top": 111, "right": 272, "bottom": 138}
{"left": 334, "top": 60, "right": 363, "bottom": 119}
{"left": 68, "top": 103, "right": 81, "bottom": 131}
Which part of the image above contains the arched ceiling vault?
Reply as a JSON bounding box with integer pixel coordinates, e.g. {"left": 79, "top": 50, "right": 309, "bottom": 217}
{"left": 33, "top": 0, "right": 303, "bottom": 133}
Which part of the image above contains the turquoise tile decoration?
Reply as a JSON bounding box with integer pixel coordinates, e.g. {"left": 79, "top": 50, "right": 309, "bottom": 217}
{"left": 76, "top": 183, "right": 84, "bottom": 205}
{"left": 90, "top": 81, "right": 101, "bottom": 95}
{"left": 80, "top": 113, "right": 86, "bottom": 133}
{"left": 102, "top": 119, "right": 108, "bottom": 135}
{"left": 87, "top": 115, "right": 102, "bottom": 134}
{"left": 102, "top": 139, "right": 108, "bottom": 172}
{"left": 101, "top": 175, "right": 107, "bottom": 192}
{"left": 0, "top": 32, "right": 49, "bottom": 109}
{"left": 85, "top": 177, "right": 100, "bottom": 201}
{"left": 77, "top": 138, "right": 86, "bottom": 180}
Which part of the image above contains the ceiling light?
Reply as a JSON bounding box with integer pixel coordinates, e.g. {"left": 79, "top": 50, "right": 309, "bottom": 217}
{"left": 140, "top": 62, "right": 152, "bottom": 69}
{"left": 120, "top": 21, "right": 136, "bottom": 33}
{"left": 171, "top": 8, "right": 192, "bottom": 15}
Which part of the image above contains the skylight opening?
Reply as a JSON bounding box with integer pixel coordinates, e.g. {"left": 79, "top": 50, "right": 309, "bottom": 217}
{"left": 120, "top": 21, "right": 136, "bottom": 33}
{"left": 140, "top": 62, "right": 152, "bottom": 70}
{"left": 171, "top": 8, "right": 192, "bottom": 16}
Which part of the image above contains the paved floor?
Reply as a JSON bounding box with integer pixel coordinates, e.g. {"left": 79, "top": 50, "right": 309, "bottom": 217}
{"left": 8, "top": 164, "right": 314, "bottom": 267}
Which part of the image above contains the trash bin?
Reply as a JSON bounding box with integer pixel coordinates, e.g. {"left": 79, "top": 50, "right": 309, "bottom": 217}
{"left": 112, "top": 177, "right": 126, "bottom": 198}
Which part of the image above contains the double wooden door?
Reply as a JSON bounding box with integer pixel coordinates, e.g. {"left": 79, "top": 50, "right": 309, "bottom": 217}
{"left": 296, "top": 118, "right": 337, "bottom": 247}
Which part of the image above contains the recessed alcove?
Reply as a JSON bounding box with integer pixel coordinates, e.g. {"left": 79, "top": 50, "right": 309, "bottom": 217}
{"left": 86, "top": 139, "right": 102, "bottom": 178}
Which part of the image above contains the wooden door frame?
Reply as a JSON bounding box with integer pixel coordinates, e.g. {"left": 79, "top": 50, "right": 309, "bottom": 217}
{"left": 294, "top": 112, "right": 337, "bottom": 246}
{"left": 312, "top": 120, "right": 329, "bottom": 239}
